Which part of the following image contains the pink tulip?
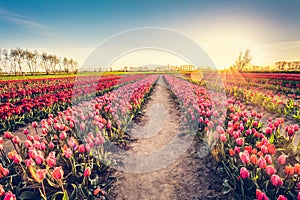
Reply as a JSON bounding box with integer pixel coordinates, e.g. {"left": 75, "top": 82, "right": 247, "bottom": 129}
{"left": 265, "top": 165, "right": 276, "bottom": 176}
{"left": 278, "top": 154, "right": 287, "bottom": 165}
{"left": 270, "top": 174, "right": 283, "bottom": 187}
{"left": 240, "top": 167, "right": 250, "bottom": 179}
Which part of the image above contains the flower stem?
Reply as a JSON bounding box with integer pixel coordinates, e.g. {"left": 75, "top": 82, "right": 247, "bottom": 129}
{"left": 42, "top": 181, "right": 47, "bottom": 200}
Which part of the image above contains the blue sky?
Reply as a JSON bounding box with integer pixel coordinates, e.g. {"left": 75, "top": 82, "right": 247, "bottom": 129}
{"left": 1, "top": 0, "right": 300, "bottom": 69}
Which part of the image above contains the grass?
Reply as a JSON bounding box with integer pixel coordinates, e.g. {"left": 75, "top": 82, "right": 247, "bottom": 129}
{"left": 0, "top": 71, "right": 168, "bottom": 80}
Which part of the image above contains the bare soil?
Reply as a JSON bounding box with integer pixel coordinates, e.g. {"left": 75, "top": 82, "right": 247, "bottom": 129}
{"left": 109, "top": 76, "right": 228, "bottom": 200}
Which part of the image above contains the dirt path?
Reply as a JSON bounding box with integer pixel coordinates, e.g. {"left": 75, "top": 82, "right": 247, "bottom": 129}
{"left": 109, "top": 76, "right": 227, "bottom": 200}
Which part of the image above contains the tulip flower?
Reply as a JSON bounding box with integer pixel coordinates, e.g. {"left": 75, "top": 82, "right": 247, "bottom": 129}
{"left": 265, "top": 165, "right": 276, "bottom": 176}
{"left": 294, "top": 163, "right": 300, "bottom": 175}
{"left": 4, "top": 132, "right": 13, "bottom": 139}
{"left": 23, "top": 129, "right": 29, "bottom": 135}
{"left": 240, "top": 167, "right": 250, "bottom": 179}
{"left": 256, "top": 189, "right": 268, "bottom": 200}
{"left": 258, "top": 157, "right": 267, "bottom": 169}
{"left": 278, "top": 154, "right": 286, "bottom": 165}
{"left": 51, "top": 167, "right": 64, "bottom": 180}
{"left": 3, "top": 191, "right": 16, "bottom": 200}
{"left": 0, "top": 185, "right": 4, "bottom": 196}
{"left": 264, "top": 154, "right": 272, "bottom": 165}
{"left": 239, "top": 151, "right": 250, "bottom": 165}
{"left": 277, "top": 195, "right": 287, "bottom": 200}
{"left": 270, "top": 174, "right": 283, "bottom": 187}
{"left": 284, "top": 165, "right": 294, "bottom": 176}
{"left": 32, "top": 122, "right": 38, "bottom": 128}
{"left": 84, "top": 167, "right": 91, "bottom": 177}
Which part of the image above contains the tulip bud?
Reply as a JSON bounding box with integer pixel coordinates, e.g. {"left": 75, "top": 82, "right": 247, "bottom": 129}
{"left": 32, "top": 122, "right": 38, "bottom": 128}
{"left": 84, "top": 167, "right": 91, "bottom": 177}
{"left": 49, "top": 142, "right": 55, "bottom": 149}
{"left": 12, "top": 136, "right": 20, "bottom": 145}
{"left": 23, "top": 129, "right": 29, "bottom": 135}
{"left": 59, "top": 131, "right": 67, "bottom": 140}
{"left": 4, "top": 132, "right": 13, "bottom": 139}
{"left": 277, "top": 195, "right": 287, "bottom": 200}
{"left": 78, "top": 144, "right": 85, "bottom": 153}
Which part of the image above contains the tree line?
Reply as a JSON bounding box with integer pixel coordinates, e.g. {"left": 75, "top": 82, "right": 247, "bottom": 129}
{"left": 229, "top": 49, "right": 300, "bottom": 72}
{"left": 0, "top": 47, "right": 78, "bottom": 75}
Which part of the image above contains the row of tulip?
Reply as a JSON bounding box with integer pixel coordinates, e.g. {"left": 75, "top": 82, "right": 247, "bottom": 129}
{"left": 224, "top": 84, "right": 300, "bottom": 121}
{"left": 165, "top": 74, "right": 300, "bottom": 200}
{"left": 0, "top": 76, "right": 131, "bottom": 103}
{"left": 0, "top": 74, "right": 159, "bottom": 200}
{"left": 194, "top": 72, "right": 300, "bottom": 122}
{"left": 201, "top": 71, "right": 300, "bottom": 96}
{"left": 0, "top": 75, "right": 146, "bottom": 133}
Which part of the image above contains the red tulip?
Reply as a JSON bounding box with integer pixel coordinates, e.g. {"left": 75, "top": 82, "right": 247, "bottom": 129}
{"left": 265, "top": 127, "right": 272, "bottom": 135}
{"left": 220, "top": 134, "right": 226, "bottom": 142}
{"left": 84, "top": 167, "right": 91, "bottom": 177}
{"left": 4, "top": 132, "right": 13, "bottom": 139}
{"left": 294, "top": 163, "right": 300, "bottom": 175}
{"left": 229, "top": 149, "right": 235, "bottom": 157}
{"left": 35, "top": 154, "right": 44, "bottom": 165}
{"left": 12, "top": 136, "right": 20, "bottom": 145}
{"left": 284, "top": 165, "right": 294, "bottom": 176}
{"left": 32, "top": 122, "right": 38, "bottom": 128}
{"left": 78, "top": 144, "right": 85, "bottom": 153}
{"left": 49, "top": 142, "right": 55, "bottom": 149}
{"left": 3, "top": 191, "right": 16, "bottom": 200}
{"left": 35, "top": 169, "right": 47, "bottom": 183}
{"left": 51, "top": 167, "right": 64, "bottom": 180}
{"left": 256, "top": 189, "right": 268, "bottom": 200}
{"left": 46, "top": 155, "right": 56, "bottom": 168}
{"left": 277, "top": 195, "right": 287, "bottom": 200}
{"left": 264, "top": 154, "right": 272, "bottom": 165}
{"left": 250, "top": 154, "right": 258, "bottom": 165}
{"left": 23, "top": 129, "right": 29, "bottom": 135}
{"left": 41, "top": 128, "right": 48, "bottom": 136}
{"left": 59, "top": 131, "right": 67, "bottom": 140}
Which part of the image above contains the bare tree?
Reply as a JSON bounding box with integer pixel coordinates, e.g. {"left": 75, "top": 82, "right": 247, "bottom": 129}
{"left": 41, "top": 52, "right": 52, "bottom": 74}
{"left": 23, "top": 50, "right": 38, "bottom": 75}
{"left": 232, "top": 49, "right": 252, "bottom": 72}
{"left": 10, "top": 48, "right": 25, "bottom": 75}
{"left": 62, "top": 57, "right": 69, "bottom": 73}
{"left": 48, "top": 55, "right": 59, "bottom": 74}
{"left": 0, "top": 47, "right": 78, "bottom": 75}
{"left": 68, "top": 58, "right": 78, "bottom": 73}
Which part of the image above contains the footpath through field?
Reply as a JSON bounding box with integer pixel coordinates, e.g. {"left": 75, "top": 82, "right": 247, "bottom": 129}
{"left": 110, "top": 76, "right": 227, "bottom": 200}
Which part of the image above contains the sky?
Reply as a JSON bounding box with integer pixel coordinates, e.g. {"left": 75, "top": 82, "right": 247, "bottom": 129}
{"left": 0, "top": 0, "right": 300, "bottom": 69}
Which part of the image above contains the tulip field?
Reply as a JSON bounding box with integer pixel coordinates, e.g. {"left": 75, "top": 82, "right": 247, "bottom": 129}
{"left": 0, "top": 72, "right": 300, "bottom": 199}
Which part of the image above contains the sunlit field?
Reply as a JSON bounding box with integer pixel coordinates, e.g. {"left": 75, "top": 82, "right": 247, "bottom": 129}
{"left": 1, "top": 1, "right": 300, "bottom": 200}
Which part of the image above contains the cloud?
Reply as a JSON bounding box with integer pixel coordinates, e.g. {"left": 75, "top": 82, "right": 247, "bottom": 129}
{"left": 0, "top": 7, "right": 54, "bottom": 36}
